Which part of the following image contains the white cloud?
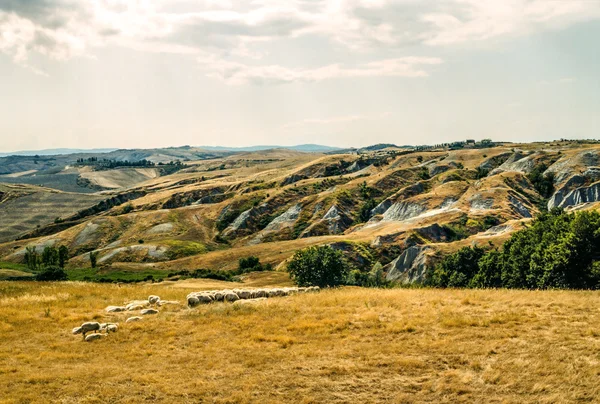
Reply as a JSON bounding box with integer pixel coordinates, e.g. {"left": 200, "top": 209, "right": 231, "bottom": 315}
{"left": 202, "top": 56, "right": 443, "bottom": 84}
{"left": 1, "top": 0, "right": 599, "bottom": 80}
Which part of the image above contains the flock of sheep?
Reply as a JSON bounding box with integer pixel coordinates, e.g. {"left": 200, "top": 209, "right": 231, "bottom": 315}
{"left": 72, "top": 287, "right": 320, "bottom": 342}
{"left": 72, "top": 295, "right": 169, "bottom": 341}
{"left": 187, "top": 286, "right": 320, "bottom": 307}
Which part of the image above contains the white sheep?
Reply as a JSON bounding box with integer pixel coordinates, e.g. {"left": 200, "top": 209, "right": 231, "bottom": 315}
{"left": 187, "top": 296, "right": 200, "bottom": 307}
{"left": 85, "top": 333, "right": 104, "bottom": 342}
{"left": 127, "top": 305, "right": 144, "bottom": 311}
{"left": 141, "top": 308, "right": 159, "bottom": 315}
{"left": 148, "top": 295, "right": 160, "bottom": 305}
{"left": 126, "top": 301, "right": 149, "bottom": 310}
{"left": 254, "top": 289, "right": 267, "bottom": 298}
{"left": 237, "top": 290, "right": 252, "bottom": 299}
{"left": 99, "top": 323, "right": 119, "bottom": 333}
{"left": 126, "top": 316, "right": 142, "bottom": 323}
{"left": 197, "top": 294, "right": 213, "bottom": 304}
{"left": 224, "top": 292, "right": 239, "bottom": 302}
{"left": 105, "top": 306, "right": 126, "bottom": 313}
{"left": 72, "top": 322, "right": 100, "bottom": 339}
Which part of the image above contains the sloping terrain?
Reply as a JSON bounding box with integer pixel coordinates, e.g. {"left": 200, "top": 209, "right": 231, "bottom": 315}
{"left": 0, "top": 184, "right": 105, "bottom": 243}
{"left": 3, "top": 141, "right": 600, "bottom": 283}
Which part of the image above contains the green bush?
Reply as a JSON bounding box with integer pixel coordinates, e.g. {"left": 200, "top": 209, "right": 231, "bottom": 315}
{"left": 287, "top": 245, "right": 350, "bottom": 287}
{"left": 35, "top": 266, "right": 67, "bottom": 281}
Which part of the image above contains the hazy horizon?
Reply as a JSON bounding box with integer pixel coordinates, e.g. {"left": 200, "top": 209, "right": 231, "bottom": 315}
{"left": 1, "top": 0, "right": 599, "bottom": 151}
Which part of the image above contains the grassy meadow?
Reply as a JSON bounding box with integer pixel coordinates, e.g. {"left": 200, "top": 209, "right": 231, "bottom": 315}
{"left": 0, "top": 280, "right": 599, "bottom": 403}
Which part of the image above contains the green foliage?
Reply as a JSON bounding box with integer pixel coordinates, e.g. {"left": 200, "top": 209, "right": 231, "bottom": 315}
{"left": 35, "top": 265, "right": 67, "bottom": 281}
{"left": 358, "top": 198, "right": 377, "bottom": 223}
{"left": 238, "top": 256, "right": 271, "bottom": 272}
{"left": 42, "top": 246, "right": 59, "bottom": 267}
{"left": 528, "top": 163, "right": 555, "bottom": 199}
{"left": 25, "top": 245, "right": 69, "bottom": 271}
{"left": 418, "top": 167, "right": 430, "bottom": 180}
{"left": 165, "top": 241, "right": 207, "bottom": 260}
{"left": 24, "top": 247, "right": 40, "bottom": 271}
{"left": 482, "top": 215, "right": 500, "bottom": 229}
{"left": 89, "top": 251, "right": 99, "bottom": 269}
{"left": 476, "top": 167, "right": 489, "bottom": 179}
{"left": 121, "top": 204, "right": 134, "bottom": 214}
{"left": 429, "top": 246, "right": 486, "bottom": 287}
{"left": 348, "top": 262, "right": 390, "bottom": 287}
{"left": 429, "top": 209, "right": 600, "bottom": 289}
{"left": 58, "top": 246, "right": 69, "bottom": 268}
{"left": 287, "top": 245, "right": 350, "bottom": 287}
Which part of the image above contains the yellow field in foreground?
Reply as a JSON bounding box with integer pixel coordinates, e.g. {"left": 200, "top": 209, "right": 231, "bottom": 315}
{"left": 0, "top": 282, "right": 599, "bottom": 403}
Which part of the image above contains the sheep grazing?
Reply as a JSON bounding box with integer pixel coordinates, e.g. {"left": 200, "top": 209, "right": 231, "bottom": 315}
{"left": 237, "top": 290, "right": 252, "bottom": 299}
{"left": 85, "top": 333, "right": 104, "bottom": 342}
{"left": 126, "top": 316, "right": 142, "bottom": 323}
{"left": 141, "top": 308, "right": 159, "bottom": 315}
{"left": 186, "top": 286, "right": 311, "bottom": 308}
{"left": 158, "top": 300, "right": 180, "bottom": 307}
{"left": 254, "top": 289, "right": 267, "bottom": 298}
{"left": 72, "top": 322, "right": 101, "bottom": 339}
{"left": 223, "top": 292, "right": 239, "bottom": 302}
{"left": 187, "top": 296, "right": 200, "bottom": 307}
{"left": 105, "top": 306, "right": 126, "bottom": 313}
{"left": 127, "top": 305, "right": 144, "bottom": 311}
{"left": 148, "top": 295, "right": 161, "bottom": 305}
{"left": 99, "top": 323, "right": 119, "bottom": 333}
{"left": 197, "top": 294, "right": 213, "bottom": 304}
{"left": 126, "top": 301, "right": 149, "bottom": 310}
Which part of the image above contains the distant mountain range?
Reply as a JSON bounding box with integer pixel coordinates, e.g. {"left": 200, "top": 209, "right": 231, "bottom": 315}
{"left": 197, "top": 144, "right": 342, "bottom": 153}
{"left": 0, "top": 144, "right": 341, "bottom": 157}
{"left": 0, "top": 148, "right": 118, "bottom": 157}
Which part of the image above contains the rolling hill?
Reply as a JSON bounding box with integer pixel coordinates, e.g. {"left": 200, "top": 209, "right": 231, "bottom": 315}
{"left": 2, "top": 140, "right": 600, "bottom": 284}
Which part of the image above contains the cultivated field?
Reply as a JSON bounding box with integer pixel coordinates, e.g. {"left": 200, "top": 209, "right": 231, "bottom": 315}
{"left": 0, "top": 281, "right": 598, "bottom": 403}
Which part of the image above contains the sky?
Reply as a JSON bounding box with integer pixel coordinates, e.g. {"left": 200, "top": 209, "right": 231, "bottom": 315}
{"left": 0, "top": 0, "right": 599, "bottom": 152}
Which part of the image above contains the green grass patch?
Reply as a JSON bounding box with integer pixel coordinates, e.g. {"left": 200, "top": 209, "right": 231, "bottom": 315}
{"left": 163, "top": 240, "right": 208, "bottom": 260}
{"left": 0, "top": 261, "right": 30, "bottom": 272}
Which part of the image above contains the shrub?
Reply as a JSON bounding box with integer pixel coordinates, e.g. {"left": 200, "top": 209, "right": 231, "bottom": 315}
{"left": 35, "top": 266, "right": 67, "bottom": 281}
{"left": 287, "top": 245, "right": 350, "bottom": 287}
{"left": 238, "top": 256, "right": 271, "bottom": 273}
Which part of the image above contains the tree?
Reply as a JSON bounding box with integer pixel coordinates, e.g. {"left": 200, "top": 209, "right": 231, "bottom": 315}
{"left": 90, "top": 251, "right": 99, "bottom": 268}
{"left": 368, "top": 262, "right": 387, "bottom": 287}
{"left": 42, "top": 246, "right": 59, "bottom": 267}
{"left": 287, "top": 245, "right": 350, "bottom": 287}
{"left": 58, "top": 246, "right": 69, "bottom": 268}
{"left": 429, "top": 246, "right": 485, "bottom": 287}
{"left": 24, "top": 246, "right": 40, "bottom": 271}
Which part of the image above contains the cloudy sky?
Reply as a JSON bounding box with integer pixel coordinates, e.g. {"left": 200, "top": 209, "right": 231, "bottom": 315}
{"left": 1, "top": 0, "right": 599, "bottom": 152}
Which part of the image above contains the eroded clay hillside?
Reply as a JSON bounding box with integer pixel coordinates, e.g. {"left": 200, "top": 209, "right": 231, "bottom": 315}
{"left": 2, "top": 140, "right": 600, "bottom": 283}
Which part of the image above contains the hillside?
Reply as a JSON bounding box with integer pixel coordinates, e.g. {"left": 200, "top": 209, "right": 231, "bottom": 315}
{"left": 3, "top": 140, "right": 600, "bottom": 283}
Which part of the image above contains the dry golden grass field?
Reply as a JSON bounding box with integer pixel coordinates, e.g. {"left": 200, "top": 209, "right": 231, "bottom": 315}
{"left": 1, "top": 280, "right": 599, "bottom": 403}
